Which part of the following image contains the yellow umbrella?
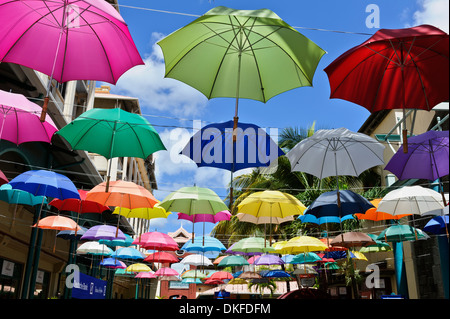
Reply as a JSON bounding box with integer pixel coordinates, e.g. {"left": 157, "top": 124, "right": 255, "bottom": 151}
{"left": 277, "top": 236, "right": 328, "bottom": 254}
{"left": 227, "top": 278, "right": 248, "bottom": 285}
{"left": 351, "top": 251, "right": 368, "bottom": 261}
{"left": 112, "top": 203, "right": 171, "bottom": 219}
{"left": 126, "top": 263, "right": 152, "bottom": 273}
{"left": 270, "top": 241, "right": 288, "bottom": 254}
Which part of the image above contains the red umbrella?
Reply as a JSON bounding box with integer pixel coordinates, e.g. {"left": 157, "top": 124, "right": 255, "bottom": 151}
{"left": 209, "top": 271, "right": 233, "bottom": 281}
{"left": 325, "top": 24, "right": 449, "bottom": 152}
{"left": 0, "top": 170, "right": 8, "bottom": 185}
{"left": 143, "top": 251, "right": 179, "bottom": 264}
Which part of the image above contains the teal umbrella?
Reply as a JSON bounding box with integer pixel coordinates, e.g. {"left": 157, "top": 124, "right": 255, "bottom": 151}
{"left": 291, "top": 252, "right": 322, "bottom": 264}
{"left": 376, "top": 224, "right": 429, "bottom": 242}
{"left": 218, "top": 255, "right": 249, "bottom": 267}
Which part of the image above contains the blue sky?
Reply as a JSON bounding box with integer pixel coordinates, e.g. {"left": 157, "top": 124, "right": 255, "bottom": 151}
{"left": 106, "top": 0, "right": 449, "bottom": 236}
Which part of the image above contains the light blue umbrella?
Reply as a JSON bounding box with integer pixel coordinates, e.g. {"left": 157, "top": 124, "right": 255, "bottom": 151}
{"left": 291, "top": 252, "right": 322, "bottom": 264}
{"left": 100, "top": 234, "right": 134, "bottom": 247}
{"left": 111, "top": 247, "right": 145, "bottom": 260}
{"left": 182, "top": 236, "right": 226, "bottom": 255}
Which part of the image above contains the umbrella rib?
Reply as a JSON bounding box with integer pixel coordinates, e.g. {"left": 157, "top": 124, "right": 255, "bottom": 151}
{"left": 408, "top": 52, "right": 431, "bottom": 110}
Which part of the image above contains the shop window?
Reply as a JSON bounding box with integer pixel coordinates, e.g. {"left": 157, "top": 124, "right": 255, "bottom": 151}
{"left": 0, "top": 258, "right": 23, "bottom": 299}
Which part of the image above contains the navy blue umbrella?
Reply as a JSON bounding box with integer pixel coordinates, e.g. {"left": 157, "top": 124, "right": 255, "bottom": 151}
{"left": 305, "top": 190, "right": 374, "bottom": 219}
{"left": 180, "top": 120, "right": 284, "bottom": 172}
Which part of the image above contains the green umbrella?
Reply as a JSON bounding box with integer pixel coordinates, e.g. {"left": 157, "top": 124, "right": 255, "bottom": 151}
{"left": 56, "top": 108, "right": 166, "bottom": 190}
{"left": 158, "top": 6, "right": 326, "bottom": 205}
{"left": 158, "top": 186, "right": 228, "bottom": 242}
{"left": 359, "top": 234, "right": 391, "bottom": 253}
{"left": 376, "top": 224, "right": 429, "bottom": 242}
{"left": 229, "top": 237, "right": 274, "bottom": 254}
{"left": 218, "top": 255, "right": 249, "bottom": 267}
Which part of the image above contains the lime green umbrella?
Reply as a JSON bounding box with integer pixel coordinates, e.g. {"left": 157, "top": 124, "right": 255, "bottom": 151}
{"left": 229, "top": 237, "right": 274, "bottom": 254}
{"left": 359, "top": 234, "right": 391, "bottom": 253}
{"left": 57, "top": 108, "right": 166, "bottom": 190}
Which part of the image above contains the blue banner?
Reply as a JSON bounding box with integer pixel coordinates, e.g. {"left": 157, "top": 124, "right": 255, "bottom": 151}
{"left": 71, "top": 271, "right": 107, "bottom": 299}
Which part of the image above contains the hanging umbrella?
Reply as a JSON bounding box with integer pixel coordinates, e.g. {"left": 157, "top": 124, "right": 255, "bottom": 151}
{"left": 227, "top": 278, "right": 248, "bottom": 285}
{"left": 135, "top": 272, "right": 156, "bottom": 279}
{"left": 291, "top": 252, "right": 322, "bottom": 264}
{"left": 57, "top": 226, "right": 87, "bottom": 240}
{"left": 49, "top": 189, "right": 110, "bottom": 214}
{"left": 57, "top": 108, "right": 165, "bottom": 190}
{"left": 111, "top": 247, "right": 145, "bottom": 260}
{"left": 237, "top": 213, "right": 294, "bottom": 225}
{"left": 254, "top": 254, "right": 284, "bottom": 266}
{"left": 238, "top": 271, "right": 261, "bottom": 280}
{"left": 180, "top": 120, "right": 284, "bottom": 172}
{"left": 229, "top": 237, "right": 274, "bottom": 255}
{"left": 177, "top": 211, "right": 231, "bottom": 224}
{"left": 100, "top": 258, "right": 126, "bottom": 269}
{"left": 33, "top": 215, "right": 80, "bottom": 231}
{"left": 319, "top": 238, "right": 348, "bottom": 252}
{"left": 0, "top": 170, "right": 8, "bottom": 185}
{"left": 293, "top": 265, "right": 318, "bottom": 277}
{"left": 354, "top": 198, "right": 411, "bottom": 221}
{"left": 423, "top": 214, "right": 449, "bottom": 235}
{"left": 377, "top": 186, "right": 445, "bottom": 217}
{"left": 213, "top": 256, "right": 227, "bottom": 265}
{"left": 330, "top": 232, "right": 376, "bottom": 248}
{"left": 154, "top": 267, "right": 180, "bottom": 278}
{"left": 0, "top": 183, "right": 47, "bottom": 225}
{"left": 305, "top": 190, "right": 374, "bottom": 220}
{"left": 209, "top": 271, "right": 234, "bottom": 281}
{"left": 113, "top": 204, "right": 171, "bottom": 220}
{"left": 80, "top": 225, "right": 126, "bottom": 241}
{"left": 0, "top": 89, "right": 58, "bottom": 144}
{"left": 76, "top": 241, "right": 113, "bottom": 256}
{"left": 180, "top": 254, "right": 213, "bottom": 267}
{"left": 298, "top": 214, "right": 353, "bottom": 225}
{"left": 385, "top": 130, "right": 449, "bottom": 205}
{"left": 181, "top": 236, "right": 226, "bottom": 255}
{"left": 126, "top": 263, "right": 152, "bottom": 273}
{"left": 324, "top": 25, "right": 449, "bottom": 152}
{"left": 159, "top": 186, "right": 228, "bottom": 241}
{"left": 144, "top": 252, "right": 179, "bottom": 264}
{"left": 359, "top": 234, "right": 392, "bottom": 253}
{"left": 9, "top": 170, "right": 80, "bottom": 200}
{"left": 181, "top": 270, "right": 208, "bottom": 279}
{"left": 99, "top": 234, "right": 134, "bottom": 248}
{"left": 278, "top": 236, "right": 328, "bottom": 255}
{"left": 0, "top": 0, "right": 144, "bottom": 121}
{"left": 218, "top": 255, "right": 249, "bottom": 267}
{"left": 262, "top": 270, "right": 291, "bottom": 278}
{"left": 132, "top": 231, "right": 179, "bottom": 251}
{"left": 376, "top": 224, "right": 429, "bottom": 242}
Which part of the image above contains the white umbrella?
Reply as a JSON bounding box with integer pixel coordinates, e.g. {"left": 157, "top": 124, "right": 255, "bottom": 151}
{"left": 286, "top": 127, "right": 385, "bottom": 179}
{"left": 76, "top": 241, "right": 113, "bottom": 256}
{"left": 180, "top": 254, "right": 213, "bottom": 267}
{"left": 378, "top": 186, "right": 445, "bottom": 216}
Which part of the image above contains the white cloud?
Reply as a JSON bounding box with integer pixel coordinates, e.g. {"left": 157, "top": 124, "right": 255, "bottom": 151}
{"left": 112, "top": 32, "right": 208, "bottom": 117}
{"left": 412, "top": 0, "right": 449, "bottom": 32}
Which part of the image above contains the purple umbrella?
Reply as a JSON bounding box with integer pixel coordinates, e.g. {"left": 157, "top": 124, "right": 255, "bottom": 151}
{"left": 385, "top": 130, "right": 449, "bottom": 205}
{"left": 80, "top": 225, "right": 126, "bottom": 241}
{"left": 254, "top": 254, "right": 285, "bottom": 266}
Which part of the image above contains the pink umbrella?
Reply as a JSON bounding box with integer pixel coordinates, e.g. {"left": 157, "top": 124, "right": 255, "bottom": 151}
{"left": 0, "top": 170, "right": 8, "bottom": 185}
{"left": 132, "top": 231, "right": 179, "bottom": 251}
{"left": 177, "top": 211, "right": 231, "bottom": 223}
{"left": 0, "top": 0, "right": 144, "bottom": 120}
{"left": 154, "top": 267, "right": 180, "bottom": 281}
{"left": 135, "top": 272, "right": 156, "bottom": 279}
{"left": 0, "top": 89, "right": 57, "bottom": 144}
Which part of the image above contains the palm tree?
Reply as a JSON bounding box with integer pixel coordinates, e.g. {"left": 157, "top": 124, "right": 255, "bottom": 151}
{"left": 247, "top": 279, "right": 277, "bottom": 298}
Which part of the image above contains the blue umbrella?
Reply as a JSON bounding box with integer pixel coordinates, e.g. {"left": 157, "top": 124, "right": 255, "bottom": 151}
{"left": 56, "top": 226, "right": 88, "bottom": 240}
{"left": 9, "top": 170, "right": 80, "bottom": 200}
{"left": 180, "top": 120, "right": 284, "bottom": 173}
{"left": 111, "top": 247, "right": 145, "bottom": 260}
{"left": 262, "top": 270, "right": 291, "bottom": 278}
{"left": 182, "top": 236, "right": 226, "bottom": 256}
{"left": 423, "top": 214, "right": 449, "bottom": 235}
{"left": 298, "top": 214, "right": 354, "bottom": 224}
{"left": 305, "top": 190, "right": 374, "bottom": 219}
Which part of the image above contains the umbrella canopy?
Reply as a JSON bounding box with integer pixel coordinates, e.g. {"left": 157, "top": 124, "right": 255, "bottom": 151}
{"left": 49, "top": 189, "right": 110, "bottom": 214}
{"left": 56, "top": 108, "right": 165, "bottom": 160}
{"left": 159, "top": 186, "right": 228, "bottom": 216}
{"left": 86, "top": 180, "right": 158, "bottom": 210}
{"left": 99, "top": 234, "right": 134, "bottom": 248}
{"left": 358, "top": 234, "right": 392, "bottom": 253}
{"left": 100, "top": 258, "right": 126, "bottom": 269}
{"left": 111, "top": 247, "right": 145, "bottom": 260}
{"left": 293, "top": 265, "right": 318, "bottom": 276}
{"left": 180, "top": 120, "right": 284, "bottom": 172}
{"left": 377, "top": 186, "right": 445, "bottom": 216}
{"left": 33, "top": 215, "right": 80, "bottom": 231}
{"left": 355, "top": 198, "right": 411, "bottom": 221}
{"left": 77, "top": 241, "right": 113, "bottom": 256}
{"left": 237, "top": 190, "right": 307, "bottom": 220}
{"left": 180, "top": 254, "right": 213, "bottom": 267}
{"left": 154, "top": 267, "right": 179, "bottom": 277}
{"left": 9, "top": 170, "right": 79, "bottom": 200}
{"left": 181, "top": 270, "right": 207, "bottom": 279}
{"left": 229, "top": 237, "right": 274, "bottom": 254}
{"left": 305, "top": 190, "right": 374, "bottom": 219}
{"left": 377, "top": 224, "right": 429, "bottom": 242}
{"left": 0, "top": 170, "right": 8, "bottom": 185}
{"left": 299, "top": 214, "right": 354, "bottom": 224}
{"left": 57, "top": 226, "right": 87, "bottom": 240}
{"left": 209, "top": 271, "right": 234, "bottom": 281}
{"left": 324, "top": 25, "right": 449, "bottom": 113}
{"left": 330, "top": 232, "right": 376, "bottom": 248}
{"left": 126, "top": 263, "right": 152, "bottom": 273}
{"left": 286, "top": 128, "right": 385, "bottom": 179}
{"left": 80, "top": 225, "right": 126, "bottom": 241}
{"left": 324, "top": 25, "right": 449, "bottom": 153}
{"left": 218, "top": 255, "right": 249, "bottom": 267}
{"left": 262, "top": 270, "right": 291, "bottom": 278}
{"left": 158, "top": 6, "right": 325, "bottom": 103}
{"left": 135, "top": 272, "right": 156, "bottom": 279}
{"left": 254, "top": 254, "right": 284, "bottom": 266}
{"left": 133, "top": 231, "right": 179, "bottom": 251}
{"left": 0, "top": 0, "right": 143, "bottom": 85}
{"left": 291, "top": 252, "right": 322, "bottom": 264}
{"left": 237, "top": 213, "right": 294, "bottom": 225}
{"left": 385, "top": 131, "right": 449, "bottom": 181}
{"left": 0, "top": 183, "right": 47, "bottom": 206}
{"left": 113, "top": 204, "right": 171, "bottom": 220}
{"left": 144, "top": 252, "right": 179, "bottom": 264}
{"left": 181, "top": 236, "right": 226, "bottom": 254}
{"left": 238, "top": 271, "right": 261, "bottom": 280}
{"left": 423, "top": 214, "right": 449, "bottom": 234}
{"left": 177, "top": 211, "right": 231, "bottom": 224}
{"left": 0, "top": 89, "right": 58, "bottom": 144}
{"left": 278, "top": 236, "right": 328, "bottom": 254}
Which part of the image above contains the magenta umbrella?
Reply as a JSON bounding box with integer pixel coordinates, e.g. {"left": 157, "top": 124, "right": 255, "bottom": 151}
{"left": 0, "top": 89, "right": 57, "bottom": 144}
{"left": 132, "top": 231, "right": 179, "bottom": 251}
{"left": 177, "top": 211, "right": 231, "bottom": 244}
{"left": 0, "top": 0, "right": 144, "bottom": 120}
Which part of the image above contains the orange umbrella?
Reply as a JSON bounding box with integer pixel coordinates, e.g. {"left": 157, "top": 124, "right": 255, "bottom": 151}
{"left": 354, "top": 198, "right": 411, "bottom": 221}
{"left": 33, "top": 215, "right": 81, "bottom": 231}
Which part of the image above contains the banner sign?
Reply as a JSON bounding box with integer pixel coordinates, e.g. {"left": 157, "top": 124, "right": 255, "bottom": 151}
{"left": 71, "top": 271, "right": 107, "bottom": 299}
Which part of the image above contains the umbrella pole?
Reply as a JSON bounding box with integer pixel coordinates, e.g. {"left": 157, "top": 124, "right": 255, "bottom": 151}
{"left": 105, "top": 121, "right": 118, "bottom": 192}
{"left": 429, "top": 140, "right": 448, "bottom": 207}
